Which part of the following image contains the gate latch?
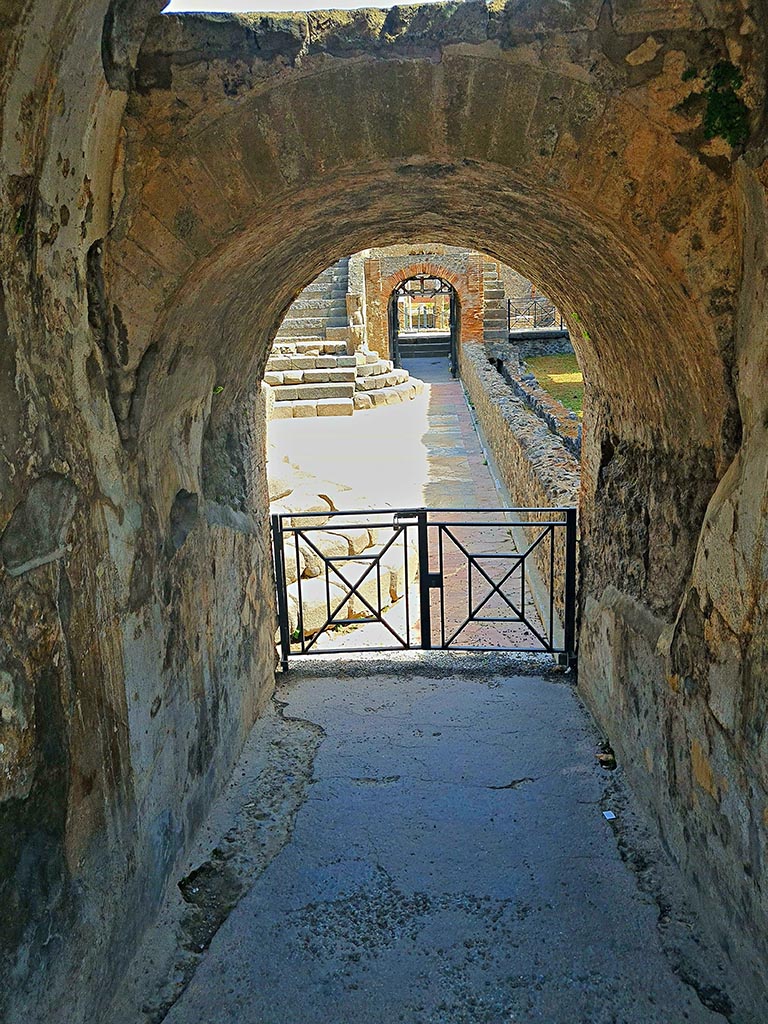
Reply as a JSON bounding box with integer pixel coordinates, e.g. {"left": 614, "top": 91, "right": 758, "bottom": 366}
{"left": 392, "top": 510, "right": 421, "bottom": 526}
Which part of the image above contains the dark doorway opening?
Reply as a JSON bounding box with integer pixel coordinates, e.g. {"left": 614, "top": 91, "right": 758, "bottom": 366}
{"left": 389, "top": 275, "right": 458, "bottom": 376}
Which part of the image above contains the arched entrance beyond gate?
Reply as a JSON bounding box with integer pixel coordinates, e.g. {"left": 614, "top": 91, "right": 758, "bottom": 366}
{"left": 389, "top": 274, "right": 458, "bottom": 375}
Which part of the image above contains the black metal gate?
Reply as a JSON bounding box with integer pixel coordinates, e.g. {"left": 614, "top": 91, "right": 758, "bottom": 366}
{"left": 272, "top": 507, "right": 577, "bottom": 670}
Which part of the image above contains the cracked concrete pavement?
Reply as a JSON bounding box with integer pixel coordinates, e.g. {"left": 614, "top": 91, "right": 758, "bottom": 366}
{"left": 112, "top": 653, "right": 740, "bottom": 1024}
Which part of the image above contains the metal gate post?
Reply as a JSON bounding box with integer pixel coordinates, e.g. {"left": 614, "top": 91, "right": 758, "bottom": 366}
{"left": 417, "top": 510, "right": 432, "bottom": 649}
{"left": 271, "top": 513, "right": 291, "bottom": 672}
{"left": 564, "top": 507, "right": 577, "bottom": 664}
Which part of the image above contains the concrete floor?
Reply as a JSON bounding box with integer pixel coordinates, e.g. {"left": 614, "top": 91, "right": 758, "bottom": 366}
{"left": 112, "top": 656, "right": 736, "bottom": 1024}
{"left": 109, "top": 361, "right": 738, "bottom": 1023}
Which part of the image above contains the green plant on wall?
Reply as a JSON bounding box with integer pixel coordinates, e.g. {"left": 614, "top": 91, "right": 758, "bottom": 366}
{"left": 569, "top": 311, "right": 590, "bottom": 343}
{"left": 682, "top": 61, "right": 750, "bottom": 147}
{"left": 703, "top": 62, "right": 749, "bottom": 146}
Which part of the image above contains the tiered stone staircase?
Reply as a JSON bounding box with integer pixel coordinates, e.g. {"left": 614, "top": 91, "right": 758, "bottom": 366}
{"left": 482, "top": 260, "right": 509, "bottom": 346}
{"left": 265, "top": 258, "right": 424, "bottom": 418}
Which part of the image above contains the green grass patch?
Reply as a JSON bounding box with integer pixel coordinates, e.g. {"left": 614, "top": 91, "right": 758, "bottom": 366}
{"left": 526, "top": 354, "right": 584, "bottom": 418}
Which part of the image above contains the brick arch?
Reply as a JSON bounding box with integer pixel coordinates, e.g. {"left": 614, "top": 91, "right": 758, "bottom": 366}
{"left": 367, "top": 257, "right": 485, "bottom": 360}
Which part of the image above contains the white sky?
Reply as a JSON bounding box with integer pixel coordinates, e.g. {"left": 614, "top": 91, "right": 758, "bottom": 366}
{"left": 164, "top": 0, "right": 444, "bottom": 10}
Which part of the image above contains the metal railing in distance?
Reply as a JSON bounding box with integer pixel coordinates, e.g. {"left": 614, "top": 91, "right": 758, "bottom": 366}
{"left": 507, "top": 297, "right": 565, "bottom": 332}
{"left": 271, "top": 507, "right": 577, "bottom": 670}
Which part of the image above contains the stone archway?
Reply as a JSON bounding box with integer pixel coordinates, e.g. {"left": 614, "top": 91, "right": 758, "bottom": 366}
{"left": 365, "top": 257, "right": 480, "bottom": 367}
{"left": 3, "top": 4, "right": 768, "bottom": 1019}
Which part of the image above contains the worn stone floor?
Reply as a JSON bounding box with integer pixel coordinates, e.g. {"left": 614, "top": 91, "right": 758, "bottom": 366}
{"left": 109, "top": 655, "right": 737, "bottom": 1024}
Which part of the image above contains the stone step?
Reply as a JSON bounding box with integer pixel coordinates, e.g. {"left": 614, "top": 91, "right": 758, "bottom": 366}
{"left": 266, "top": 367, "right": 357, "bottom": 386}
{"left": 397, "top": 340, "right": 451, "bottom": 356}
{"left": 356, "top": 359, "right": 394, "bottom": 377}
{"left": 266, "top": 352, "right": 357, "bottom": 375}
{"left": 287, "top": 300, "right": 348, "bottom": 316}
{"left": 309, "top": 271, "right": 347, "bottom": 284}
{"left": 272, "top": 397, "right": 354, "bottom": 419}
{"left": 353, "top": 378, "right": 424, "bottom": 410}
{"left": 273, "top": 381, "right": 355, "bottom": 401}
{"left": 355, "top": 369, "right": 410, "bottom": 391}
{"left": 301, "top": 282, "right": 348, "bottom": 294}
{"left": 398, "top": 346, "right": 451, "bottom": 358}
{"left": 325, "top": 325, "right": 352, "bottom": 341}
{"left": 278, "top": 316, "right": 349, "bottom": 333}
{"left": 274, "top": 328, "right": 325, "bottom": 340}
{"left": 273, "top": 339, "right": 348, "bottom": 355}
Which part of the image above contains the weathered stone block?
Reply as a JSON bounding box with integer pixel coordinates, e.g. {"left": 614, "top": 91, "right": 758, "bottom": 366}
{"left": 300, "top": 384, "right": 354, "bottom": 400}
{"left": 287, "top": 577, "right": 351, "bottom": 635}
{"left": 271, "top": 402, "right": 294, "bottom": 418}
{"left": 282, "top": 491, "right": 333, "bottom": 527}
{"left": 317, "top": 398, "right": 354, "bottom": 416}
{"left": 290, "top": 356, "right": 316, "bottom": 369}
{"left": 268, "top": 475, "right": 294, "bottom": 502}
{"left": 336, "top": 526, "right": 370, "bottom": 554}
{"left": 300, "top": 529, "right": 349, "bottom": 577}
{"left": 292, "top": 400, "right": 317, "bottom": 417}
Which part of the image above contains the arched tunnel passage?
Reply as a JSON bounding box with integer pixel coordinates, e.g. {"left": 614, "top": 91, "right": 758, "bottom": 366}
{"left": 3, "top": 3, "right": 768, "bottom": 1020}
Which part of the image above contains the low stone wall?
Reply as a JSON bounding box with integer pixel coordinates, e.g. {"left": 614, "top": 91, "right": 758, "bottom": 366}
{"left": 459, "top": 344, "right": 580, "bottom": 620}
{"left": 514, "top": 335, "right": 575, "bottom": 359}
{"left": 494, "top": 354, "right": 582, "bottom": 459}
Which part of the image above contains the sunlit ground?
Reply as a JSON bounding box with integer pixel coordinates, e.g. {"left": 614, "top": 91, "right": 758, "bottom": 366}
{"left": 165, "top": 0, "right": 443, "bottom": 11}
{"left": 268, "top": 386, "right": 433, "bottom": 508}
{"left": 525, "top": 353, "right": 584, "bottom": 418}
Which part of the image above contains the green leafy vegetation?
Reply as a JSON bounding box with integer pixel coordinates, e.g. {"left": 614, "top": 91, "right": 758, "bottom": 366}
{"left": 702, "top": 61, "right": 750, "bottom": 147}
{"left": 526, "top": 353, "right": 584, "bottom": 418}
{"left": 680, "top": 60, "right": 750, "bottom": 147}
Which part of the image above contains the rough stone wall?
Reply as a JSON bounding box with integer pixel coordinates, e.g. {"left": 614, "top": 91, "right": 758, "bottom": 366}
{"left": 2, "top": 2, "right": 768, "bottom": 1020}
{"left": 500, "top": 265, "right": 536, "bottom": 299}
{"left": 0, "top": 5, "right": 276, "bottom": 1023}
{"left": 346, "top": 248, "right": 368, "bottom": 329}
{"left": 363, "top": 251, "right": 485, "bottom": 357}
